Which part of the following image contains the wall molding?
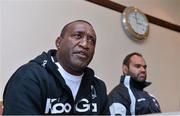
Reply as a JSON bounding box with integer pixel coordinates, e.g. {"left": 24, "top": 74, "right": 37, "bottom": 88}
{"left": 86, "top": 0, "right": 180, "bottom": 33}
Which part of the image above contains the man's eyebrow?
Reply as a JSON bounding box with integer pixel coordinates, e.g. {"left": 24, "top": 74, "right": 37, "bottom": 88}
{"left": 134, "top": 64, "right": 147, "bottom": 67}
{"left": 74, "top": 31, "right": 96, "bottom": 37}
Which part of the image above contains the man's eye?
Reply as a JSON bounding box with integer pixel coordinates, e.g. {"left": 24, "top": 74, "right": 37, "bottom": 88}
{"left": 135, "top": 64, "right": 147, "bottom": 69}
{"left": 87, "top": 38, "right": 96, "bottom": 45}
{"left": 135, "top": 64, "right": 141, "bottom": 68}
{"left": 87, "top": 36, "right": 96, "bottom": 45}
{"left": 73, "top": 33, "right": 82, "bottom": 39}
{"left": 143, "top": 65, "right": 147, "bottom": 69}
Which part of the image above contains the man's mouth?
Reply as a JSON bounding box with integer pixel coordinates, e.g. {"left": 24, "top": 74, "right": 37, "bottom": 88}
{"left": 139, "top": 74, "right": 146, "bottom": 79}
{"left": 75, "top": 51, "right": 88, "bottom": 59}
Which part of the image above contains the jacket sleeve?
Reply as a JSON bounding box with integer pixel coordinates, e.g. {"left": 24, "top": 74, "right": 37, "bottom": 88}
{"left": 3, "top": 66, "right": 44, "bottom": 115}
{"left": 148, "top": 93, "right": 161, "bottom": 113}
{"left": 108, "top": 85, "right": 131, "bottom": 115}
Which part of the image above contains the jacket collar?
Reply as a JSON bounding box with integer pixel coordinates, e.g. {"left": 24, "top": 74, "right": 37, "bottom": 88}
{"left": 120, "top": 75, "right": 151, "bottom": 90}
{"left": 31, "top": 49, "right": 95, "bottom": 101}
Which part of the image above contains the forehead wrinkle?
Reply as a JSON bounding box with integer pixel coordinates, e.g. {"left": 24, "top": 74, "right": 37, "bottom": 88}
{"left": 68, "top": 24, "right": 96, "bottom": 38}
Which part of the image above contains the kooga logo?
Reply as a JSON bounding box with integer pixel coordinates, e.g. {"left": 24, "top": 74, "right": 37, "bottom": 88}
{"left": 45, "top": 98, "right": 97, "bottom": 114}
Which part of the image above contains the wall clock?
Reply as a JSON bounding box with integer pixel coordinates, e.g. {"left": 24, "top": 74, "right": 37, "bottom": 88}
{"left": 122, "top": 6, "right": 149, "bottom": 40}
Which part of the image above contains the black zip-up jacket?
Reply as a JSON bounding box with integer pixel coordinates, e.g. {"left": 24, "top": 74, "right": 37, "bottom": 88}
{"left": 3, "top": 49, "right": 109, "bottom": 115}
{"left": 108, "top": 75, "right": 161, "bottom": 115}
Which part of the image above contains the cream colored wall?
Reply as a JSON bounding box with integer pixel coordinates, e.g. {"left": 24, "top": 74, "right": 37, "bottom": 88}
{"left": 0, "top": 0, "right": 180, "bottom": 113}
{"left": 0, "top": 1, "right": 2, "bottom": 102}
{"left": 113, "top": 0, "right": 180, "bottom": 112}
{"left": 110, "top": 0, "right": 180, "bottom": 112}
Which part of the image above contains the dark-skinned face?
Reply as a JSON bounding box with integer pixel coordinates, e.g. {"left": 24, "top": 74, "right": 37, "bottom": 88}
{"left": 56, "top": 21, "right": 96, "bottom": 75}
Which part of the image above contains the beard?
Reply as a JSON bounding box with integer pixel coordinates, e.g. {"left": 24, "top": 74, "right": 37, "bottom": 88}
{"left": 128, "top": 71, "right": 146, "bottom": 82}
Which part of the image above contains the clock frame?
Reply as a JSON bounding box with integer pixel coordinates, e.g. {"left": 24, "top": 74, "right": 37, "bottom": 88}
{"left": 122, "top": 6, "right": 149, "bottom": 41}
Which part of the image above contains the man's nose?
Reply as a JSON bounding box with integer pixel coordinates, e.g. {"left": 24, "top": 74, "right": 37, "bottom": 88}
{"left": 79, "top": 37, "right": 89, "bottom": 49}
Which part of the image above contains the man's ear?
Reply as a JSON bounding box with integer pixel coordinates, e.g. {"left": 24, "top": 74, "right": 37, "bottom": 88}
{"left": 122, "top": 65, "right": 128, "bottom": 75}
{"left": 55, "top": 36, "right": 62, "bottom": 49}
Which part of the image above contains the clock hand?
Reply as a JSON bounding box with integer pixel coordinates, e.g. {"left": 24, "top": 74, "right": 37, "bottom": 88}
{"left": 135, "top": 13, "right": 138, "bottom": 23}
{"left": 137, "top": 21, "right": 143, "bottom": 25}
{"left": 135, "top": 13, "right": 144, "bottom": 25}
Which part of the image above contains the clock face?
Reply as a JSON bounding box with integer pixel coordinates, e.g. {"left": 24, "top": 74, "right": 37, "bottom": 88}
{"left": 122, "top": 7, "right": 149, "bottom": 40}
{"left": 128, "top": 12, "right": 149, "bottom": 35}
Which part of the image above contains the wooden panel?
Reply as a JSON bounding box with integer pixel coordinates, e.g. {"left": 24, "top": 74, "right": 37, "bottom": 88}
{"left": 86, "top": 0, "right": 180, "bottom": 33}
